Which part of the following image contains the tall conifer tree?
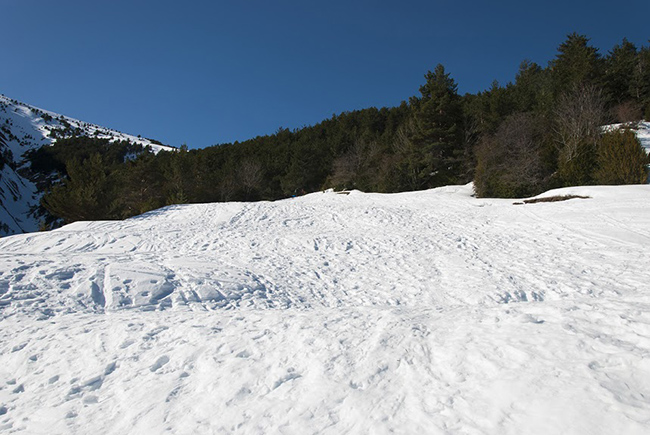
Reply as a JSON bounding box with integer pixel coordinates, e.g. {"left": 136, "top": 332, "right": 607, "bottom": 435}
{"left": 604, "top": 38, "right": 638, "bottom": 104}
{"left": 409, "top": 64, "right": 464, "bottom": 187}
{"left": 550, "top": 33, "right": 602, "bottom": 96}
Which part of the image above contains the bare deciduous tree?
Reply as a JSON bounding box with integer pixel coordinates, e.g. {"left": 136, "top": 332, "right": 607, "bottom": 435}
{"left": 238, "top": 159, "right": 264, "bottom": 198}
{"left": 329, "top": 139, "right": 375, "bottom": 190}
{"left": 554, "top": 84, "right": 606, "bottom": 163}
{"left": 391, "top": 119, "right": 430, "bottom": 190}
{"left": 553, "top": 84, "right": 607, "bottom": 185}
{"left": 611, "top": 101, "right": 642, "bottom": 124}
{"left": 218, "top": 173, "right": 237, "bottom": 202}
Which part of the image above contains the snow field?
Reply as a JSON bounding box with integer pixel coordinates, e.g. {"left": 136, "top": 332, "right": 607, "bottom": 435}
{"left": 0, "top": 184, "right": 649, "bottom": 433}
{"left": 1, "top": 301, "right": 649, "bottom": 434}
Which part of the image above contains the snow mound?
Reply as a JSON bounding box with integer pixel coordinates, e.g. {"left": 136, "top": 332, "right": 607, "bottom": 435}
{"left": 0, "top": 185, "right": 649, "bottom": 434}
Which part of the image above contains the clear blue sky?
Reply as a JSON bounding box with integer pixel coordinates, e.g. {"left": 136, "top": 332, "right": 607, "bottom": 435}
{"left": 1, "top": 0, "right": 648, "bottom": 149}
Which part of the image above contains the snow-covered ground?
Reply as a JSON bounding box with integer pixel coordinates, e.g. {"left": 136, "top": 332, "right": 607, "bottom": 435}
{"left": 1, "top": 184, "right": 649, "bottom": 434}
{"left": 0, "top": 95, "right": 175, "bottom": 236}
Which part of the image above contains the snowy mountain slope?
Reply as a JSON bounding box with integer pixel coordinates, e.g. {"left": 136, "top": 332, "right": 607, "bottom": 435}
{"left": 0, "top": 184, "right": 649, "bottom": 434}
{"left": 0, "top": 95, "right": 175, "bottom": 236}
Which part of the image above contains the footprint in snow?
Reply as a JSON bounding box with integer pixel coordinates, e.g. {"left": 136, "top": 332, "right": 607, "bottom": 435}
{"left": 82, "top": 376, "right": 103, "bottom": 392}
{"left": 11, "top": 343, "right": 27, "bottom": 353}
{"left": 272, "top": 370, "right": 301, "bottom": 390}
{"left": 165, "top": 386, "right": 181, "bottom": 403}
{"left": 83, "top": 395, "right": 98, "bottom": 404}
{"left": 144, "top": 326, "right": 169, "bottom": 340}
{"left": 104, "top": 361, "right": 117, "bottom": 376}
{"left": 12, "top": 385, "right": 24, "bottom": 394}
{"left": 119, "top": 339, "right": 135, "bottom": 349}
{"left": 150, "top": 356, "right": 170, "bottom": 372}
{"left": 521, "top": 314, "right": 545, "bottom": 324}
{"left": 226, "top": 386, "right": 252, "bottom": 405}
{"left": 236, "top": 350, "right": 251, "bottom": 358}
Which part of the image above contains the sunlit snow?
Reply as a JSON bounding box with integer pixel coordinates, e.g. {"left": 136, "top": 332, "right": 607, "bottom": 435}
{"left": 1, "top": 184, "right": 649, "bottom": 434}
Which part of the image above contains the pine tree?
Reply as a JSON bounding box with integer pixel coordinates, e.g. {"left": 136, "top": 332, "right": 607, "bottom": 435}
{"left": 550, "top": 33, "right": 602, "bottom": 96}
{"left": 512, "top": 60, "right": 545, "bottom": 113}
{"left": 409, "top": 64, "right": 464, "bottom": 188}
{"left": 42, "top": 153, "right": 117, "bottom": 223}
{"left": 604, "top": 38, "right": 638, "bottom": 105}
{"left": 630, "top": 44, "right": 650, "bottom": 119}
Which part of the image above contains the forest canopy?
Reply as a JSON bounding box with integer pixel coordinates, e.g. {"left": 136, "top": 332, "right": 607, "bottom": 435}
{"left": 34, "top": 34, "right": 650, "bottom": 227}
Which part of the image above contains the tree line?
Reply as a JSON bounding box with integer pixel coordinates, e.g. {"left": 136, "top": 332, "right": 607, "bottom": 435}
{"left": 32, "top": 33, "right": 650, "bottom": 227}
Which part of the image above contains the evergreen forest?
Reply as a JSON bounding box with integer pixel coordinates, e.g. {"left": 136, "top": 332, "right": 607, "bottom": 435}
{"left": 33, "top": 34, "right": 650, "bottom": 227}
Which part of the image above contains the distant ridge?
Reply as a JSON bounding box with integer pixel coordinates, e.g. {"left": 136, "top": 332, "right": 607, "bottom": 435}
{"left": 0, "top": 94, "right": 175, "bottom": 236}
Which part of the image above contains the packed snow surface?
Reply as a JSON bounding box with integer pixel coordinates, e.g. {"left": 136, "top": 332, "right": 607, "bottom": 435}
{"left": 1, "top": 184, "right": 649, "bottom": 434}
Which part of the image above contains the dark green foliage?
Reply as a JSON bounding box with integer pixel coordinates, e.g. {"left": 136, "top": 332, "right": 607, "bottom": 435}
{"left": 631, "top": 45, "right": 650, "bottom": 119}
{"left": 556, "top": 147, "right": 598, "bottom": 186}
{"left": 34, "top": 33, "right": 650, "bottom": 226}
{"left": 407, "top": 64, "right": 466, "bottom": 188}
{"left": 512, "top": 60, "right": 553, "bottom": 114}
{"left": 550, "top": 33, "right": 602, "bottom": 96}
{"left": 604, "top": 39, "right": 638, "bottom": 105}
{"left": 28, "top": 137, "right": 143, "bottom": 177}
{"left": 32, "top": 138, "right": 146, "bottom": 226}
{"left": 604, "top": 39, "right": 646, "bottom": 122}
{"left": 596, "top": 128, "right": 648, "bottom": 184}
{"left": 474, "top": 33, "right": 648, "bottom": 198}
{"left": 38, "top": 104, "right": 422, "bottom": 225}
{"left": 41, "top": 154, "right": 118, "bottom": 222}
{"left": 0, "top": 130, "right": 10, "bottom": 171}
{"left": 113, "top": 152, "right": 166, "bottom": 217}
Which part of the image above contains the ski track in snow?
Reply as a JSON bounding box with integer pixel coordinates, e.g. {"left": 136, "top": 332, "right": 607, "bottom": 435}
{"left": 0, "top": 184, "right": 649, "bottom": 434}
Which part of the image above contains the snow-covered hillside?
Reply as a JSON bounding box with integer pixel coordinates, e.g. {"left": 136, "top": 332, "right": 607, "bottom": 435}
{"left": 0, "top": 95, "right": 175, "bottom": 236}
{"left": 1, "top": 184, "right": 649, "bottom": 434}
